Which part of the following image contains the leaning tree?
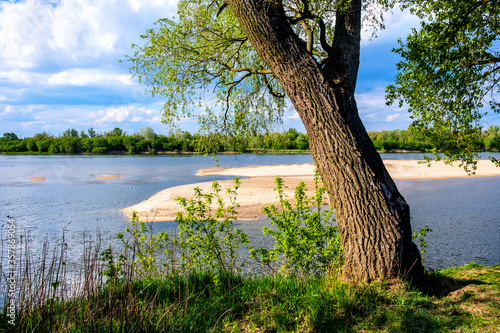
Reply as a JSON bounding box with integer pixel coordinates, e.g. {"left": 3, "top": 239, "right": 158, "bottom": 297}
{"left": 128, "top": 0, "right": 425, "bottom": 282}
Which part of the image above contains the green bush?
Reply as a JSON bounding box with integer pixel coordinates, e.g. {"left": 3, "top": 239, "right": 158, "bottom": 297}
{"left": 175, "top": 178, "right": 249, "bottom": 274}
{"left": 250, "top": 170, "right": 342, "bottom": 276}
{"left": 92, "top": 147, "right": 108, "bottom": 154}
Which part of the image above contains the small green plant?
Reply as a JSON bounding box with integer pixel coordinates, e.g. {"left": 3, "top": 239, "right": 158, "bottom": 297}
{"left": 250, "top": 170, "right": 342, "bottom": 276}
{"left": 100, "top": 248, "right": 125, "bottom": 281}
{"left": 174, "top": 178, "right": 249, "bottom": 273}
{"left": 412, "top": 226, "right": 432, "bottom": 263}
{"left": 115, "top": 211, "right": 171, "bottom": 277}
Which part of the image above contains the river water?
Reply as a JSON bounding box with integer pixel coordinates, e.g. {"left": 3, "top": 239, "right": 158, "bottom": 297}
{"left": 1, "top": 153, "right": 499, "bottom": 273}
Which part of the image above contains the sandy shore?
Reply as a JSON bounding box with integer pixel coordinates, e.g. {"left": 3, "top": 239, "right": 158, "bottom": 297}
{"left": 123, "top": 159, "right": 500, "bottom": 222}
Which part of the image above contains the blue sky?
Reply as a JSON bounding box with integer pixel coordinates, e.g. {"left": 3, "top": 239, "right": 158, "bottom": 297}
{"left": 1, "top": 0, "right": 434, "bottom": 137}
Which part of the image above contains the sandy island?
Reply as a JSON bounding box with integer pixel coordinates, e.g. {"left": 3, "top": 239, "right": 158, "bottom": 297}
{"left": 95, "top": 174, "right": 121, "bottom": 180}
{"left": 28, "top": 177, "right": 46, "bottom": 182}
{"left": 123, "top": 159, "right": 500, "bottom": 222}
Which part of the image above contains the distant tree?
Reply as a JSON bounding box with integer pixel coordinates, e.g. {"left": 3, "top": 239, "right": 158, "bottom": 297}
{"left": 139, "top": 127, "right": 157, "bottom": 141}
{"left": 62, "top": 128, "right": 79, "bottom": 138}
{"left": 483, "top": 125, "right": 500, "bottom": 151}
{"left": 87, "top": 127, "right": 98, "bottom": 138}
{"left": 2, "top": 132, "right": 19, "bottom": 141}
{"left": 33, "top": 132, "right": 50, "bottom": 141}
{"left": 105, "top": 127, "right": 125, "bottom": 137}
{"left": 295, "top": 133, "right": 309, "bottom": 150}
{"left": 174, "top": 128, "right": 187, "bottom": 141}
{"left": 26, "top": 139, "right": 37, "bottom": 152}
{"left": 114, "top": 127, "right": 125, "bottom": 137}
{"left": 80, "top": 130, "right": 89, "bottom": 139}
{"left": 123, "top": 136, "right": 140, "bottom": 153}
{"left": 59, "top": 137, "right": 82, "bottom": 153}
{"left": 106, "top": 136, "right": 125, "bottom": 151}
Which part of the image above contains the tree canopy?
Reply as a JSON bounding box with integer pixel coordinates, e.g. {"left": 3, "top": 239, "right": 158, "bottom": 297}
{"left": 126, "top": 0, "right": 394, "bottom": 149}
{"left": 386, "top": 0, "right": 500, "bottom": 169}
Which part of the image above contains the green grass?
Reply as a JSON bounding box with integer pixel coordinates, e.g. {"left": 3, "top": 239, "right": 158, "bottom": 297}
{"left": 2, "top": 263, "right": 499, "bottom": 332}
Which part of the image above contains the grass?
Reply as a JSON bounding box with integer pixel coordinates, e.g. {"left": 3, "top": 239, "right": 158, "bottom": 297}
{"left": 1, "top": 261, "right": 499, "bottom": 332}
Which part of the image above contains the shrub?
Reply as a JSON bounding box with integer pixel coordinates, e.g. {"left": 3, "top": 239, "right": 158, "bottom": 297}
{"left": 174, "top": 178, "right": 249, "bottom": 274}
{"left": 250, "top": 170, "right": 342, "bottom": 276}
{"left": 92, "top": 147, "right": 108, "bottom": 154}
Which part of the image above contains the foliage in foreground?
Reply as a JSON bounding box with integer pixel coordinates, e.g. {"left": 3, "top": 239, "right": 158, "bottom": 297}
{"left": 1, "top": 178, "right": 499, "bottom": 332}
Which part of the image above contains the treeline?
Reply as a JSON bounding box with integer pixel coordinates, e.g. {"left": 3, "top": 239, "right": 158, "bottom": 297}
{"left": 1, "top": 126, "right": 499, "bottom": 154}
{"left": 0, "top": 127, "right": 310, "bottom": 154}
{"left": 368, "top": 126, "right": 500, "bottom": 152}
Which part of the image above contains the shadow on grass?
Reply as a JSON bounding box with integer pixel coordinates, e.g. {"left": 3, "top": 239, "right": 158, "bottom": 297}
{"left": 410, "top": 270, "right": 485, "bottom": 298}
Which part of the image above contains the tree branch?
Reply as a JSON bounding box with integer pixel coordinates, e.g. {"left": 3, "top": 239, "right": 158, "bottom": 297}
{"left": 229, "top": 67, "right": 272, "bottom": 74}
{"left": 262, "top": 74, "right": 286, "bottom": 98}
{"left": 318, "top": 17, "right": 333, "bottom": 54}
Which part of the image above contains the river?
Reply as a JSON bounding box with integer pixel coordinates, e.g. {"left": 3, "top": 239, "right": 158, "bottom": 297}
{"left": 1, "top": 153, "right": 499, "bottom": 273}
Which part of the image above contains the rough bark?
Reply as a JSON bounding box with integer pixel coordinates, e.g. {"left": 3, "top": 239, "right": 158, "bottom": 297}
{"left": 227, "top": 0, "right": 423, "bottom": 282}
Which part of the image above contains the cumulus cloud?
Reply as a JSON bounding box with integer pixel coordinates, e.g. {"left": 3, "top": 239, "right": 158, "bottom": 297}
{"left": 385, "top": 113, "right": 401, "bottom": 122}
{"left": 0, "top": 0, "right": 177, "bottom": 70}
{"left": 361, "top": 6, "right": 421, "bottom": 46}
{"left": 0, "top": 69, "right": 33, "bottom": 84}
{"left": 0, "top": 103, "right": 167, "bottom": 135}
{"left": 355, "top": 87, "right": 411, "bottom": 130}
{"left": 0, "top": 0, "right": 176, "bottom": 108}
{"left": 47, "top": 69, "right": 134, "bottom": 86}
{"left": 94, "top": 105, "right": 162, "bottom": 126}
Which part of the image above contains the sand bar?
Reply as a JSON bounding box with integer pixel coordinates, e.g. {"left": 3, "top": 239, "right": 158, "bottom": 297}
{"left": 95, "top": 174, "right": 121, "bottom": 180}
{"left": 123, "top": 159, "right": 500, "bottom": 222}
{"left": 28, "top": 177, "right": 46, "bottom": 182}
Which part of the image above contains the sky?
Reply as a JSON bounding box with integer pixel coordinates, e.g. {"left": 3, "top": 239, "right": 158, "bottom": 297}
{"left": 1, "top": 0, "right": 428, "bottom": 138}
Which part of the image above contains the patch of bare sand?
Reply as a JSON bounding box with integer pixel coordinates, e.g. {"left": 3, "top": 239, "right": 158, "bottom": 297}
{"left": 122, "top": 176, "right": 319, "bottom": 222}
{"left": 28, "top": 177, "right": 46, "bottom": 182}
{"left": 124, "top": 159, "right": 500, "bottom": 222}
{"left": 95, "top": 175, "right": 121, "bottom": 180}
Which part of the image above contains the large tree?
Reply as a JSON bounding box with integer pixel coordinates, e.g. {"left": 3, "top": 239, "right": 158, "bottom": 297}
{"left": 128, "top": 0, "right": 423, "bottom": 282}
{"left": 387, "top": 0, "right": 500, "bottom": 170}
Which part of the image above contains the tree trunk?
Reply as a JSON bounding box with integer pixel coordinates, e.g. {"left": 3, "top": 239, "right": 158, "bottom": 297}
{"left": 228, "top": 0, "right": 423, "bottom": 282}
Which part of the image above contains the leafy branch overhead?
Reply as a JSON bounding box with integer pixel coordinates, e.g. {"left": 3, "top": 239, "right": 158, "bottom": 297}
{"left": 386, "top": 0, "right": 500, "bottom": 168}
{"left": 125, "top": 0, "right": 392, "bottom": 140}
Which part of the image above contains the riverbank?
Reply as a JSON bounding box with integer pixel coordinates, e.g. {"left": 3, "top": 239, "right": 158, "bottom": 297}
{"left": 4, "top": 262, "right": 499, "bottom": 332}
{"left": 123, "top": 159, "right": 500, "bottom": 222}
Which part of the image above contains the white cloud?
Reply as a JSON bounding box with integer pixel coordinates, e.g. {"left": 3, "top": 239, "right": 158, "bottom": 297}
{"left": 361, "top": 6, "right": 421, "bottom": 46}
{"left": 355, "top": 87, "right": 411, "bottom": 130}
{"left": 385, "top": 113, "right": 400, "bottom": 122}
{"left": 94, "top": 105, "right": 160, "bottom": 125}
{"left": 0, "top": 0, "right": 176, "bottom": 109}
{"left": 47, "top": 68, "right": 134, "bottom": 86}
{"left": 148, "top": 115, "right": 162, "bottom": 124}
{"left": 0, "top": 69, "right": 32, "bottom": 84}
{"left": 97, "top": 106, "right": 131, "bottom": 124}
{"left": 0, "top": 1, "right": 52, "bottom": 68}
{"left": 0, "top": 0, "right": 177, "bottom": 71}
{"left": 285, "top": 111, "right": 300, "bottom": 120}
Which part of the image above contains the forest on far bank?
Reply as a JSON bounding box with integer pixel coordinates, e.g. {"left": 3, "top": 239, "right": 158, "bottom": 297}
{"left": 1, "top": 125, "right": 499, "bottom": 155}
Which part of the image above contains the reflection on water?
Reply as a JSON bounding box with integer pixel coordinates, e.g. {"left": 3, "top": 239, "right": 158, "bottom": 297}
{"left": 1, "top": 153, "right": 499, "bottom": 274}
